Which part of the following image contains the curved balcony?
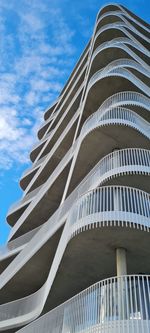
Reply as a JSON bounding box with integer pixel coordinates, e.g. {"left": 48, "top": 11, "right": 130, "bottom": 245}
{"left": 20, "top": 89, "right": 150, "bottom": 195}
{"left": 39, "top": 45, "right": 88, "bottom": 138}
{"left": 68, "top": 104, "right": 150, "bottom": 194}
{"left": 37, "top": 17, "right": 149, "bottom": 148}
{"left": 97, "top": 10, "right": 150, "bottom": 40}
{"left": 91, "top": 36, "right": 149, "bottom": 79}
{"left": 68, "top": 186, "right": 150, "bottom": 236}
{"left": 1, "top": 147, "right": 150, "bottom": 262}
{"left": 95, "top": 14, "right": 150, "bottom": 47}
{"left": 1, "top": 185, "right": 150, "bottom": 330}
{"left": 120, "top": 5, "right": 150, "bottom": 31}
{"left": 33, "top": 83, "right": 83, "bottom": 166}
{"left": 21, "top": 89, "right": 150, "bottom": 199}
{"left": 38, "top": 110, "right": 59, "bottom": 140}
{"left": 83, "top": 107, "right": 150, "bottom": 139}
{"left": 1, "top": 4, "right": 149, "bottom": 332}
{"left": 0, "top": 227, "right": 40, "bottom": 261}
{"left": 44, "top": 100, "right": 58, "bottom": 121}
{"left": 82, "top": 61, "right": 150, "bottom": 124}
{"left": 38, "top": 63, "right": 86, "bottom": 142}
{"left": 7, "top": 100, "right": 150, "bottom": 235}
{"left": 30, "top": 130, "right": 54, "bottom": 162}
{"left": 88, "top": 58, "right": 150, "bottom": 100}
{"left": 2, "top": 146, "right": 150, "bottom": 256}
{"left": 7, "top": 184, "right": 43, "bottom": 226}
{"left": 93, "top": 90, "right": 150, "bottom": 119}
{"left": 29, "top": 39, "right": 149, "bottom": 169}
{"left": 93, "top": 20, "right": 150, "bottom": 53}
{"left": 98, "top": 4, "right": 150, "bottom": 32}
{"left": 92, "top": 30, "right": 149, "bottom": 76}
{"left": 16, "top": 275, "right": 150, "bottom": 333}
{"left": 86, "top": 64, "right": 150, "bottom": 111}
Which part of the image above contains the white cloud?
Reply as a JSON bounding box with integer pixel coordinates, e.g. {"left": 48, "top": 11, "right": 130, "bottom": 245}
{"left": 25, "top": 91, "right": 40, "bottom": 106}
{"left": 30, "top": 79, "right": 62, "bottom": 92}
{"left": 0, "top": 0, "right": 77, "bottom": 172}
{"left": 21, "top": 13, "right": 45, "bottom": 32}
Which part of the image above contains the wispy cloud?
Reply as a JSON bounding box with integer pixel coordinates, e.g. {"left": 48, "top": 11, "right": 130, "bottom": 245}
{"left": 0, "top": 0, "right": 77, "bottom": 172}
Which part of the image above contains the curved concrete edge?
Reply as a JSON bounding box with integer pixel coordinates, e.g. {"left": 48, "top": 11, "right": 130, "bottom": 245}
{"left": 7, "top": 58, "right": 150, "bottom": 232}
{"left": 17, "top": 18, "right": 150, "bottom": 197}
{"left": 39, "top": 2, "right": 150, "bottom": 138}
{"left": 15, "top": 275, "right": 150, "bottom": 332}
{"left": 20, "top": 41, "right": 150, "bottom": 196}
{"left": 32, "top": 14, "right": 150, "bottom": 170}
{"left": 7, "top": 93, "right": 150, "bottom": 241}
{"left": 87, "top": 62, "right": 150, "bottom": 98}
{"left": 0, "top": 186, "right": 150, "bottom": 329}
{"left": 1, "top": 147, "right": 150, "bottom": 261}
{"left": 97, "top": 4, "right": 150, "bottom": 32}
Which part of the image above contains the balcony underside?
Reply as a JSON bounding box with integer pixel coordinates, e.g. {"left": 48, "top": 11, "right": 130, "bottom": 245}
{"left": 68, "top": 124, "right": 150, "bottom": 195}
{"left": 8, "top": 161, "right": 71, "bottom": 234}
{"left": 90, "top": 47, "right": 150, "bottom": 82}
{"left": 0, "top": 225, "right": 63, "bottom": 305}
{"left": 27, "top": 120, "right": 77, "bottom": 193}
{"left": 1, "top": 225, "right": 149, "bottom": 326}
{"left": 43, "top": 226, "right": 150, "bottom": 314}
{"left": 94, "top": 24, "right": 150, "bottom": 52}
{"left": 15, "top": 275, "right": 150, "bottom": 333}
{"left": 83, "top": 77, "right": 150, "bottom": 123}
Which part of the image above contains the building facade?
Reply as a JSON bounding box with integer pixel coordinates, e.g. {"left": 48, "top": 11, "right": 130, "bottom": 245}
{"left": 0, "top": 3, "right": 150, "bottom": 332}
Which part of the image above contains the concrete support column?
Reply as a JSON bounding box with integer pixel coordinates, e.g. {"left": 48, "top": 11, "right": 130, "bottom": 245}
{"left": 116, "top": 248, "right": 127, "bottom": 276}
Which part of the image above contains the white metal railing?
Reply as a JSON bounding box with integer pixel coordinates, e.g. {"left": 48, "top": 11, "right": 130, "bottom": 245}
{"left": 20, "top": 35, "right": 150, "bottom": 185}
{"left": 38, "top": 13, "right": 150, "bottom": 140}
{"left": 2, "top": 147, "right": 150, "bottom": 259}
{"left": 41, "top": 1, "right": 150, "bottom": 131}
{"left": 59, "top": 147, "right": 150, "bottom": 219}
{"left": 7, "top": 89, "right": 150, "bottom": 241}
{"left": 21, "top": 90, "right": 150, "bottom": 202}
{"left": 87, "top": 65, "right": 150, "bottom": 98}
{"left": 23, "top": 112, "right": 80, "bottom": 198}
{"left": 68, "top": 186, "right": 150, "bottom": 236}
{"left": 97, "top": 4, "right": 150, "bottom": 34}
{"left": 98, "top": 90, "right": 150, "bottom": 112}
{"left": 92, "top": 58, "right": 150, "bottom": 79}
{"left": 7, "top": 99, "right": 150, "bottom": 220}
{"left": 82, "top": 90, "right": 150, "bottom": 135}
{"left": 37, "top": 7, "right": 149, "bottom": 144}
{"left": 92, "top": 36, "right": 149, "bottom": 73}
{"left": 1, "top": 186, "right": 150, "bottom": 329}
{"left": 12, "top": 275, "right": 150, "bottom": 333}
{"left": 83, "top": 106, "right": 150, "bottom": 141}
{"left": 96, "top": 13, "right": 150, "bottom": 43}
{"left": 94, "top": 21, "right": 150, "bottom": 48}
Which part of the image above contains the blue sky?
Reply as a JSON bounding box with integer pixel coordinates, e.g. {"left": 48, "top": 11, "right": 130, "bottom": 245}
{"left": 0, "top": 0, "right": 150, "bottom": 244}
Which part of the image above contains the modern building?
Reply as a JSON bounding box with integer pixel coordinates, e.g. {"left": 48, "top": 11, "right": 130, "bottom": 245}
{"left": 0, "top": 3, "right": 150, "bottom": 332}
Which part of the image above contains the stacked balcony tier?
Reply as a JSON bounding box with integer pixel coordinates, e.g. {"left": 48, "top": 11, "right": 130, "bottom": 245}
{"left": 0, "top": 3, "right": 150, "bottom": 332}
